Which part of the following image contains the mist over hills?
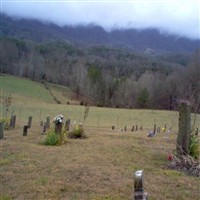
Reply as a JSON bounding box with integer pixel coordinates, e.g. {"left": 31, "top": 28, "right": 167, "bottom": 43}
{"left": 1, "top": 14, "right": 199, "bottom": 54}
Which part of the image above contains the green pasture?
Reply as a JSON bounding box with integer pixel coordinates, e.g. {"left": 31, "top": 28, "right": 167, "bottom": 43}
{"left": 0, "top": 75, "right": 199, "bottom": 130}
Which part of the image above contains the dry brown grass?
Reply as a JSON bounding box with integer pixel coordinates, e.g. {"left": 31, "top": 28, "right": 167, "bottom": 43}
{"left": 0, "top": 124, "right": 199, "bottom": 200}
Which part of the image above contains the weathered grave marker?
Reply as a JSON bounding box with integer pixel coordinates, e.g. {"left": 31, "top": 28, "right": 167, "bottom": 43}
{"left": 53, "top": 114, "right": 64, "bottom": 135}
{"left": 0, "top": 122, "right": 4, "bottom": 139}
{"left": 46, "top": 116, "right": 50, "bottom": 129}
{"left": 23, "top": 125, "right": 28, "bottom": 136}
{"left": 136, "top": 125, "right": 138, "bottom": 131}
{"left": 177, "top": 101, "right": 191, "bottom": 155}
{"left": 40, "top": 121, "right": 43, "bottom": 127}
{"left": 10, "top": 115, "right": 16, "bottom": 129}
{"left": 27, "top": 116, "right": 32, "bottom": 128}
{"left": 65, "top": 119, "right": 71, "bottom": 131}
{"left": 55, "top": 123, "right": 62, "bottom": 135}
{"left": 153, "top": 124, "right": 156, "bottom": 134}
{"left": 134, "top": 170, "right": 148, "bottom": 200}
{"left": 42, "top": 123, "right": 47, "bottom": 134}
{"left": 124, "top": 126, "right": 127, "bottom": 131}
{"left": 131, "top": 126, "right": 135, "bottom": 132}
{"left": 111, "top": 125, "right": 115, "bottom": 130}
{"left": 163, "top": 124, "right": 167, "bottom": 133}
{"left": 195, "top": 126, "right": 199, "bottom": 136}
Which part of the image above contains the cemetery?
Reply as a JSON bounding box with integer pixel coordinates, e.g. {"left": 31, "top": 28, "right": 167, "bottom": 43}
{"left": 0, "top": 76, "right": 199, "bottom": 200}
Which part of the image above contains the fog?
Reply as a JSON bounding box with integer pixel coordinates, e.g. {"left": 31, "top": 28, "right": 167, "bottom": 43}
{"left": 1, "top": 0, "right": 199, "bottom": 39}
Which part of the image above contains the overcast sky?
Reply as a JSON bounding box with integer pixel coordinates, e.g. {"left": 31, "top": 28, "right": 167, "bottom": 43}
{"left": 1, "top": 0, "right": 199, "bottom": 39}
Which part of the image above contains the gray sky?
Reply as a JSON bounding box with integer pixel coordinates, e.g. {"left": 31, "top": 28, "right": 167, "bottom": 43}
{"left": 1, "top": 0, "right": 200, "bottom": 39}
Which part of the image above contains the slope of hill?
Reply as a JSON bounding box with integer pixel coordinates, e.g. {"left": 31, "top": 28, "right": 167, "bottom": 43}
{"left": 0, "top": 75, "right": 79, "bottom": 106}
{"left": 1, "top": 14, "right": 199, "bottom": 53}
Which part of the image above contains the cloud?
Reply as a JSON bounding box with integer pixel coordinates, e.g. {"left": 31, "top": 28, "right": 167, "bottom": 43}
{"left": 1, "top": 0, "right": 200, "bottom": 39}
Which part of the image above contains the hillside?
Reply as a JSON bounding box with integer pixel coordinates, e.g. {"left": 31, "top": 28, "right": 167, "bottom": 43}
{"left": 0, "top": 14, "right": 199, "bottom": 112}
{"left": 1, "top": 14, "right": 199, "bottom": 53}
{"left": 0, "top": 75, "right": 79, "bottom": 106}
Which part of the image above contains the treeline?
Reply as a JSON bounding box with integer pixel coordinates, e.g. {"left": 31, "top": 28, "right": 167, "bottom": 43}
{"left": 0, "top": 37, "right": 199, "bottom": 112}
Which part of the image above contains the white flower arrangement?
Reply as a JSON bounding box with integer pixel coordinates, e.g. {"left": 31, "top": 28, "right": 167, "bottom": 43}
{"left": 53, "top": 114, "right": 64, "bottom": 124}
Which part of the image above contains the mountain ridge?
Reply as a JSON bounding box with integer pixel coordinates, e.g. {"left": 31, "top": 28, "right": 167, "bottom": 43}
{"left": 1, "top": 13, "right": 199, "bottom": 54}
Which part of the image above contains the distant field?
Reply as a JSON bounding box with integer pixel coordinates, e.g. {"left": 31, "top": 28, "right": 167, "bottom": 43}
{"left": 0, "top": 75, "right": 200, "bottom": 200}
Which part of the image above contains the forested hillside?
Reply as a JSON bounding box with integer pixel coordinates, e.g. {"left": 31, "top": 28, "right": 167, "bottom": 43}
{"left": 0, "top": 14, "right": 199, "bottom": 112}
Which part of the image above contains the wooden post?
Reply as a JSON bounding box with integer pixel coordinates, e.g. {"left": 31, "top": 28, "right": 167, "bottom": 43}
{"left": 27, "top": 116, "right": 32, "bottom": 128}
{"left": 131, "top": 126, "right": 135, "bottom": 132}
{"left": 0, "top": 122, "right": 4, "bottom": 139}
{"left": 134, "top": 170, "right": 148, "bottom": 200}
{"left": 65, "top": 119, "right": 71, "bottom": 131}
{"left": 136, "top": 125, "right": 138, "bottom": 131}
{"left": 23, "top": 125, "right": 28, "bottom": 136}
{"left": 46, "top": 116, "right": 50, "bottom": 129}
{"left": 55, "top": 123, "right": 62, "bottom": 135}
{"left": 177, "top": 102, "right": 191, "bottom": 155}
{"left": 111, "top": 125, "right": 115, "bottom": 130}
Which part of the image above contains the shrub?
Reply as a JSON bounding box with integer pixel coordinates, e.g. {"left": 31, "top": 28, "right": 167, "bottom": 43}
{"left": 189, "top": 134, "right": 200, "bottom": 159}
{"left": 68, "top": 124, "right": 86, "bottom": 139}
{"left": 44, "top": 130, "right": 59, "bottom": 146}
{"left": 0, "top": 118, "right": 10, "bottom": 130}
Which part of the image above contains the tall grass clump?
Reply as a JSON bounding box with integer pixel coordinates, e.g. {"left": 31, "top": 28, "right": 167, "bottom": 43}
{"left": 68, "top": 124, "right": 86, "bottom": 139}
{"left": 44, "top": 129, "right": 59, "bottom": 146}
{"left": 0, "top": 118, "right": 10, "bottom": 130}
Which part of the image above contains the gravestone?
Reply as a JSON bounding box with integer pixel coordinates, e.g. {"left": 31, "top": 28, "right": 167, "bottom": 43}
{"left": 10, "top": 115, "right": 16, "bottom": 129}
{"left": 27, "top": 116, "right": 32, "bottom": 128}
{"left": 42, "top": 123, "right": 47, "bottom": 134}
{"left": 0, "top": 122, "right": 4, "bottom": 139}
{"left": 40, "top": 121, "right": 43, "bottom": 127}
{"left": 55, "top": 123, "right": 62, "bottom": 135}
{"left": 46, "top": 116, "right": 50, "bottom": 129}
{"left": 153, "top": 124, "right": 156, "bottom": 134}
{"left": 176, "top": 101, "right": 191, "bottom": 155}
{"left": 134, "top": 170, "right": 148, "bottom": 200}
{"left": 124, "top": 126, "right": 127, "bottom": 131}
{"left": 23, "top": 125, "right": 28, "bottom": 136}
{"left": 65, "top": 119, "right": 71, "bottom": 131}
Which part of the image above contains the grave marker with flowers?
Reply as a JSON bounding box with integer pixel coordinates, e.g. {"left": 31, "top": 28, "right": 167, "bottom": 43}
{"left": 53, "top": 114, "right": 64, "bottom": 135}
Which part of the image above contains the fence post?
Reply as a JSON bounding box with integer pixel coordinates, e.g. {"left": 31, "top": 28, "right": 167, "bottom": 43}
{"left": 177, "top": 101, "right": 191, "bottom": 155}
{"left": 0, "top": 122, "right": 4, "bottom": 139}
{"left": 27, "top": 116, "right": 32, "bottom": 129}
{"left": 134, "top": 170, "right": 148, "bottom": 200}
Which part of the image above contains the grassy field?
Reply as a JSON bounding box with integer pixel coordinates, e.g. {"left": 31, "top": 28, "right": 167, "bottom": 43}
{"left": 0, "top": 75, "right": 200, "bottom": 200}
